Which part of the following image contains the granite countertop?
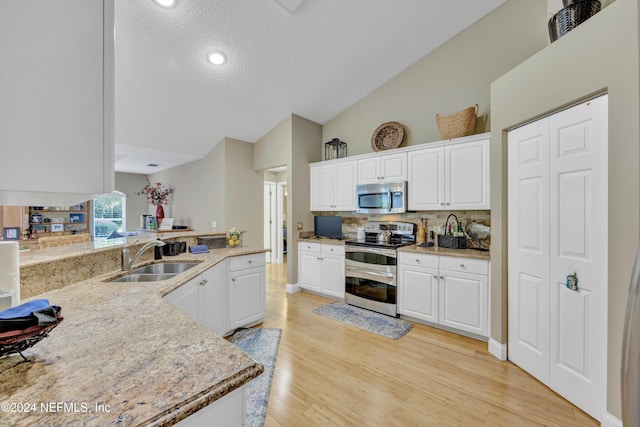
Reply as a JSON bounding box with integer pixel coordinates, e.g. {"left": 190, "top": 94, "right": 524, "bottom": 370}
{"left": 1, "top": 246, "right": 266, "bottom": 427}
{"left": 18, "top": 231, "right": 226, "bottom": 268}
{"left": 298, "top": 237, "right": 490, "bottom": 260}
{"left": 298, "top": 237, "right": 346, "bottom": 245}
{"left": 397, "top": 244, "right": 491, "bottom": 260}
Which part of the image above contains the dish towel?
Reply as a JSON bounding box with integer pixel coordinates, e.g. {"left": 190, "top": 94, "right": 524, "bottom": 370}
{"left": 0, "top": 300, "right": 61, "bottom": 332}
{"left": 189, "top": 245, "right": 209, "bottom": 254}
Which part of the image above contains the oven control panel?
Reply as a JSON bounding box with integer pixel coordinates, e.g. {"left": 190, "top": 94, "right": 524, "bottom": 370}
{"left": 364, "top": 221, "right": 415, "bottom": 235}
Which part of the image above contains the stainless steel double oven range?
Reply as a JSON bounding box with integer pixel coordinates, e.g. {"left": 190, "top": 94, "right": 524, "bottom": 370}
{"left": 344, "top": 221, "right": 416, "bottom": 317}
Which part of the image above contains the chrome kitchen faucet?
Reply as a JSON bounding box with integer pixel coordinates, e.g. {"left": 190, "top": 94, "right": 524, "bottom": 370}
{"left": 122, "top": 240, "right": 166, "bottom": 270}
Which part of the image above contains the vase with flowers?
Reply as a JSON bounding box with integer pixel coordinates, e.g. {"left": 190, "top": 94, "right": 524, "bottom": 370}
{"left": 136, "top": 181, "right": 174, "bottom": 228}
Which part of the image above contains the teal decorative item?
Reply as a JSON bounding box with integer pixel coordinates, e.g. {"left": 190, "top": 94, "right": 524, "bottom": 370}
{"left": 566, "top": 271, "right": 579, "bottom": 291}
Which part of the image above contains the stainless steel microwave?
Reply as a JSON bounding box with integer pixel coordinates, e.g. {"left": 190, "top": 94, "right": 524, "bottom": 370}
{"left": 356, "top": 181, "right": 407, "bottom": 214}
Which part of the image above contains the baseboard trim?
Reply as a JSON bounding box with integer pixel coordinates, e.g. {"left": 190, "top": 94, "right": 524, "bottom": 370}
{"left": 601, "top": 412, "right": 622, "bottom": 427}
{"left": 286, "top": 283, "right": 300, "bottom": 294}
{"left": 488, "top": 338, "right": 507, "bottom": 361}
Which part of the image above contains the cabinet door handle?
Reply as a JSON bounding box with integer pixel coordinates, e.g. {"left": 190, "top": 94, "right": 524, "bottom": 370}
{"left": 433, "top": 274, "right": 438, "bottom": 279}
{"left": 459, "top": 263, "right": 465, "bottom": 268}
{"left": 202, "top": 279, "right": 208, "bottom": 284}
{"left": 440, "top": 275, "right": 445, "bottom": 280}
{"left": 416, "top": 259, "right": 421, "bottom": 263}
{"left": 440, "top": 202, "right": 445, "bottom": 206}
{"left": 248, "top": 260, "right": 252, "bottom": 264}
{"left": 445, "top": 202, "right": 451, "bottom": 206}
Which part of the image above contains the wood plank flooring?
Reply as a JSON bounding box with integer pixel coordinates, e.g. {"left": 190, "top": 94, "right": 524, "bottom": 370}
{"left": 261, "top": 263, "right": 597, "bottom": 426}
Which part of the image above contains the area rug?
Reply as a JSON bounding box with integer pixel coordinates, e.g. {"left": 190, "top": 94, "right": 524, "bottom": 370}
{"left": 231, "top": 328, "right": 282, "bottom": 427}
{"left": 313, "top": 302, "right": 413, "bottom": 340}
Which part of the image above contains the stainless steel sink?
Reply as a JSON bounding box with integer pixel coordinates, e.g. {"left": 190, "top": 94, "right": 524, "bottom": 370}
{"left": 130, "top": 262, "right": 200, "bottom": 275}
{"left": 111, "top": 273, "right": 178, "bottom": 283}
{"left": 109, "top": 262, "right": 200, "bottom": 283}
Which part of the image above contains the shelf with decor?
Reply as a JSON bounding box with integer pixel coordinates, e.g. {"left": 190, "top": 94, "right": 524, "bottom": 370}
{"left": 28, "top": 203, "right": 90, "bottom": 238}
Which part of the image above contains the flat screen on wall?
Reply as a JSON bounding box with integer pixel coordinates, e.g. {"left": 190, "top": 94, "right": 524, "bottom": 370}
{"left": 314, "top": 216, "right": 342, "bottom": 239}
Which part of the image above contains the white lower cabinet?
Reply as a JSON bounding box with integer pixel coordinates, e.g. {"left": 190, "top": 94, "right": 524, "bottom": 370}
{"left": 398, "top": 254, "right": 439, "bottom": 323}
{"left": 398, "top": 252, "right": 488, "bottom": 338}
{"left": 164, "top": 261, "right": 227, "bottom": 336}
{"left": 228, "top": 254, "right": 266, "bottom": 334}
{"left": 298, "top": 242, "right": 345, "bottom": 299}
{"left": 174, "top": 385, "right": 245, "bottom": 427}
{"left": 164, "top": 254, "right": 265, "bottom": 337}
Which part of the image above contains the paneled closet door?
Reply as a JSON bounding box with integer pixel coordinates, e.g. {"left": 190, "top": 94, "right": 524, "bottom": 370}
{"left": 548, "top": 95, "right": 607, "bottom": 420}
{"left": 508, "top": 118, "right": 551, "bottom": 384}
{"left": 508, "top": 94, "right": 608, "bottom": 422}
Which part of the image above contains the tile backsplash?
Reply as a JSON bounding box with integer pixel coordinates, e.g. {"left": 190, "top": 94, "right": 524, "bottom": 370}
{"left": 313, "top": 210, "right": 491, "bottom": 249}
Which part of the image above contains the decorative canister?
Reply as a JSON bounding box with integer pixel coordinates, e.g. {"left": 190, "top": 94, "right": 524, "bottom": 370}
{"left": 31, "top": 212, "right": 42, "bottom": 223}
{"left": 227, "top": 228, "right": 242, "bottom": 248}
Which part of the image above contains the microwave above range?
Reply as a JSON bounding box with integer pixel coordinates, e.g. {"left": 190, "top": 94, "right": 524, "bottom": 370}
{"left": 356, "top": 181, "right": 407, "bottom": 214}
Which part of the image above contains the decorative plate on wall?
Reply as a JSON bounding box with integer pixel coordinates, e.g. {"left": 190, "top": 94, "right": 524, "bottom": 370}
{"left": 371, "top": 121, "right": 404, "bottom": 152}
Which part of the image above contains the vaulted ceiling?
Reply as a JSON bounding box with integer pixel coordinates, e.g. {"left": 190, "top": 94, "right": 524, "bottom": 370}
{"left": 114, "top": 0, "right": 505, "bottom": 174}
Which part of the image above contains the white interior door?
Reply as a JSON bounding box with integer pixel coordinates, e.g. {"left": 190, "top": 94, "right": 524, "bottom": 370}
{"left": 508, "top": 117, "right": 551, "bottom": 384}
{"left": 264, "top": 182, "right": 276, "bottom": 263}
{"left": 508, "top": 94, "right": 608, "bottom": 422}
{"left": 548, "top": 95, "right": 607, "bottom": 420}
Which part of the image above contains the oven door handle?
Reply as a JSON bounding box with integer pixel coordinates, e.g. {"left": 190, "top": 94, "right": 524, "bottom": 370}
{"left": 346, "top": 268, "right": 395, "bottom": 286}
{"left": 345, "top": 245, "right": 397, "bottom": 257}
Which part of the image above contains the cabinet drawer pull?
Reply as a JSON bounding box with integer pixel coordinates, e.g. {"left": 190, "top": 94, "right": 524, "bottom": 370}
{"left": 248, "top": 260, "right": 252, "bottom": 264}
{"left": 459, "top": 263, "right": 465, "bottom": 268}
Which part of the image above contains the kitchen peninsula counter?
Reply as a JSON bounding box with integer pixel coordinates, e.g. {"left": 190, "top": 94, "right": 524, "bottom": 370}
{"left": 2, "top": 241, "right": 267, "bottom": 426}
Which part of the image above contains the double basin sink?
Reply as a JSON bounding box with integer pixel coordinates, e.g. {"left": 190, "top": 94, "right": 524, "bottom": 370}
{"left": 110, "top": 262, "right": 201, "bottom": 283}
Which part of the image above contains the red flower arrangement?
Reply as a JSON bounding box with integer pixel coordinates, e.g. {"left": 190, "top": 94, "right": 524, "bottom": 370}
{"left": 136, "top": 181, "right": 173, "bottom": 206}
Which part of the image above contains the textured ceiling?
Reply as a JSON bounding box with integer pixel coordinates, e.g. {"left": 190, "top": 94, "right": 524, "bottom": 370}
{"left": 114, "top": 0, "right": 505, "bottom": 174}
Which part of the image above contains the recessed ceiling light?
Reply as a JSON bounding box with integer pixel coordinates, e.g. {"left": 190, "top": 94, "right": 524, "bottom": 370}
{"left": 153, "top": 0, "right": 177, "bottom": 8}
{"left": 206, "top": 51, "right": 227, "bottom": 65}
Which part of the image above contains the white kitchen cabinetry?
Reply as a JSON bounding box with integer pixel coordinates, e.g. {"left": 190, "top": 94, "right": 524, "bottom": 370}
{"left": 408, "top": 138, "right": 489, "bottom": 210}
{"left": 438, "top": 256, "right": 488, "bottom": 337}
{"left": 165, "top": 254, "right": 266, "bottom": 337}
{"left": 228, "top": 254, "right": 266, "bottom": 333}
{"left": 164, "top": 261, "right": 228, "bottom": 336}
{"left": 398, "top": 252, "right": 488, "bottom": 338}
{"left": 0, "top": 0, "right": 114, "bottom": 203}
{"left": 298, "top": 241, "right": 345, "bottom": 299}
{"left": 174, "top": 385, "right": 245, "bottom": 427}
{"left": 310, "top": 160, "right": 357, "bottom": 211}
{"left": 357, "top": 152, "right": 407, "bottom": 184}
{"left": 398, "top": 253, "right": 439, "bottom": 323}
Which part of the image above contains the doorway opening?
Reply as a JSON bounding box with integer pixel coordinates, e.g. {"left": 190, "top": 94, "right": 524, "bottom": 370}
{"left": 264, "top": 166, "right": 287, "bottom": 265}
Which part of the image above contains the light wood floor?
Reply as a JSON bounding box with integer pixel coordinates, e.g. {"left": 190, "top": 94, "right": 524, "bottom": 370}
{"left": 261, "top": 263, "right": 598, "bottom": 426}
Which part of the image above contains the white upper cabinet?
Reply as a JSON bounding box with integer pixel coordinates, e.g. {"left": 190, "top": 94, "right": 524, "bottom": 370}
{"left": 0, "top": 0, "right": 114, "bottom": 205}
{"left": 357, "top": 152, "right": 407, "bottom": 184}
{"left": 409, "top": 137, "right": 489, "bottom": 210}
{"left": 310, "top": 160, "right": 357, "bottom": 211}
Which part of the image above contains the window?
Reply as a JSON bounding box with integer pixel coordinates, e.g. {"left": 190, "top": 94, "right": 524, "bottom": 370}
{"left": 92, "top": 191, "right": 126, "bottom": 238}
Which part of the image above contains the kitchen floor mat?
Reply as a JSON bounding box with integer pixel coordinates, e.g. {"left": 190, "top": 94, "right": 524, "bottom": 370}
{"left": 231, "top": 328, "right": 282, "bottom": 427}
{"left": 313, "top": 302, "right": 413, "bottom": 340}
